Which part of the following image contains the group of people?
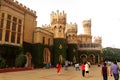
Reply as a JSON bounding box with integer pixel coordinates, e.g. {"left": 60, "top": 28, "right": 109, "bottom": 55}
{"left": 101, "top": 61, "right": 120, "bottom": 80}
{"left": 56, "top": 61, "right": 91, "bottom": 77}
{"left": 56, "top": 60, "right": 120, "bottom": 80}
{"left": 81, "top": 61, "right": 90, "bottom": 77}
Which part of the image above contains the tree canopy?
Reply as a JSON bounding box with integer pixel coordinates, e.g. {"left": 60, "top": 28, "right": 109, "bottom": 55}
{"left": 102, "top": 47, "right": 120, "bottom": 62}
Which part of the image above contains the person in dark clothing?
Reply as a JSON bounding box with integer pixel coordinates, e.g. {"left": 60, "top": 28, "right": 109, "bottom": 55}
{"left": 101, "top": 63, "right": 109, "bottom": 80}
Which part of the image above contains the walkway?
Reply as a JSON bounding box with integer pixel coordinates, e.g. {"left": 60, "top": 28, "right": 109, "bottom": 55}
{"left": 0, "top": 65, "right": 115, "bottom": 80}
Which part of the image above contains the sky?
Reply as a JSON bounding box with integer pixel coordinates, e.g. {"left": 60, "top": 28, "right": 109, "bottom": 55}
{"left": 17, "top": 0, "right": 120, "bottom": 48}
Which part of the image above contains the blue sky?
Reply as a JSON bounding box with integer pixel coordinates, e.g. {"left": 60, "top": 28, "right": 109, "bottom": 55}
{"left": 17, "top": 0, "right": 120, "bottom": 48}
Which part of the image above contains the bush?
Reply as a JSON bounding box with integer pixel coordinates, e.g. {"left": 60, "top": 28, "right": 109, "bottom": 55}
{"left": 0, "top": 57, "right": 6, "bottom": 69}
{"left": 15, "top": 53, "right": 27, "bottom": 68}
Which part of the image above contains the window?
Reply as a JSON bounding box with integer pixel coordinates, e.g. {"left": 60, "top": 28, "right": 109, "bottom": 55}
{"left": 0, "top": 29, "right": 2, "bottom": 41}
{"left": 18, "top": 19, "right": 22, "bottom": 32}
{"left": 18, "top": 19, "right": 22, "bottom": 24}
{"left": 11, "top": 32, "right": 16, "bottom": 43}
{"left": 59, "top": 26, "right": 62, "bottom": 32}
{"left": 7, "top": 15, "right": 11, "bottom": 20}
{"left": 18, "top": 25, "right": 21, "bottom": 32}
{"left": 6, "top": 20, "right": 11, "bottom": 29}
{"left": 48, "top": 38, "right": 50, "bottom": 45}
{"left": 12, "top": 17, "right": 17, "bottom": 31}
{"left": 12, "top": 22, "right": 16, "bottom": 31}
{"left": 0, "top": 19, "right": 4, "bottom": 28}
{"left": 5, "top": 30, "right": 9, "bottom": 42}
{"left": 6, "top": 15, "right": 11, "bottom": 29}
{"left": 0, "top": 13, "right": 4, "bottom": 28}
{"left": 17, "top": 33, "right": 20, "bottom": 44}
{"left": 13, "top": 17, "right": 17, "bottom": 22}
{"left": 43, "top": 37, "right": 45, "bottom": 45}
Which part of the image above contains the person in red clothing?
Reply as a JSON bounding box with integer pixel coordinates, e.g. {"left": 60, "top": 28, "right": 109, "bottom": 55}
{"left": 57, "top": 62, "right": 61, "bottom": 74}
{"left": 81, "top": 62, "right": 86, "bottom": 77}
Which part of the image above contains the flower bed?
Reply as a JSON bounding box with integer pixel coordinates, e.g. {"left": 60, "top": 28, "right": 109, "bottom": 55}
{"left": 0, "top": 67, "right": 33, "bottom": 73}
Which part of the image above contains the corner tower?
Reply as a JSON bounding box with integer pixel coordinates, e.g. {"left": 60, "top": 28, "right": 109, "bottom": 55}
{"left": 82, "top": 19, "right": 91, "bottom": 35}
{"left": 50, "top": 10, "right": 67, "bottom": 65}
{"left": 66, "top": 23, "right": 77, "bottom": 44}
{"left": 66, "top": 23, "right": 78, "bottom": 63}
{"left": 50, "top": 10, "right": 66, "bottom": 38}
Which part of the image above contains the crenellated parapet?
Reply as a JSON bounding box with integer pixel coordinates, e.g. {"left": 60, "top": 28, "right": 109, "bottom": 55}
{"left": 94, "top": 36, "right": 102, "bottom": 44}
{"left": 50, "top": 10, "right": 66, "bottom": 25}
{"left": 41, "top": 24, "right": 51, "bottom": 28}
{"left": 41, "top": 24, "right": 53, "bottom": 33}
{"left": 66, "top": 22, "right": 77, "bottom": 33}
{"left": 82, "top": 19, "right": 91, "bottom": 27}
{"left": 1, "top": 0, "right": 36, "bottom": 17}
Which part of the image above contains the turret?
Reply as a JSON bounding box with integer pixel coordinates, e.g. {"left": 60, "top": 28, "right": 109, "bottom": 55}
{"left": 82, "top": 19, "right": 91, "bottom": 35}
{"left": 94, "top": 36, "right": 102, "bottom": 44}
{"left": 50, "top": 10, "right": 66, "bottom": 38}
{"left": 66, "top": 22, "right": 78, "bottom": 44}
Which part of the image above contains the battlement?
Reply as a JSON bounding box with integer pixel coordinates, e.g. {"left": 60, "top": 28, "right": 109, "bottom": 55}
{"left": 3, "top": 0, "right": 36, "bottom": 16}
{"left": 41, "top": 24, "right": 51, "bottom": 28}
{"left": 50, "top": 10, "right": 66, "bottom": 18}
{"left": 66, "top": 22, "right": 77, "bottom": 33}
{"left": 82, "top": 19, "right": 91, "bottom": 27}
{"left": 50, "top": 10, "right": 66, "bottom": 25}
{"left": 94, "top": 36, "right": 102, "bottom": 43}
{"left": 94, "top": 36, "right": 101, "bottom": 40}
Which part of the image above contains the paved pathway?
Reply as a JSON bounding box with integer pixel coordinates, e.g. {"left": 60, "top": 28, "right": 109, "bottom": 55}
{"left": 0, "top": 65, "right": 117, "bottom": 80}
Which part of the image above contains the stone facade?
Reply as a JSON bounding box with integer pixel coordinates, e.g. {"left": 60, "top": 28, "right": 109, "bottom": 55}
{"left": 0, "top": 0, "right": 102, "bottom": 67}
{"left": 0, "top": 0, "right": 37, "bottom": 46}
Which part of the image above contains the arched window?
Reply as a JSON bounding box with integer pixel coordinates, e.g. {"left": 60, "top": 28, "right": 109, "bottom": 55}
{"left": 54, "top": 26, "right": 56, "bottom": 29}
{"left": 59, "top": 26, "right": 62, "bottom": 32}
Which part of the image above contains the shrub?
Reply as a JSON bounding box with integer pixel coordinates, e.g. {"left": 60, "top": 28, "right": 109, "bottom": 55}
{"left": 0, "top": 57, "right": 6, "bottom": 69}
{"left": 15, "top": 53, "right": 27, "bottom": 68}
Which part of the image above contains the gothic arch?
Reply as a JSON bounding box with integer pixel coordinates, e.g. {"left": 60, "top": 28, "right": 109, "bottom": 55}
{"left": 88, "top": 54, "right": 95, "bottom": 64}
{"left": 73, "top": 56, "right": 76, "bottom": 64}
{"left": 43, "top": 48, "right": 51, "bottom": 64}
{"left": 25, "top": 52, "right": 32, "bottom": 67}
{"left": 59, "top": 55, "right": 63, "bottom": 64}
{"left": 80, "top": 54, "right": 87, "bottom": 63}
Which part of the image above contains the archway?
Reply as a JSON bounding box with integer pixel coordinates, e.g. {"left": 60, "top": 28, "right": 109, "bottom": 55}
{"left": 25, "top": 52, "right": 32, "bottom": 67}
{"left": 73, "top": 56, "right": 76, "bottom": 64}
{"left": 80, "top": 54, "right": 87, "bottom": 63}
{"left": 59, "top": 55, "right": 63, "bottom": 64}
{"left": 43, "top": 48, "right": 51, "bottom": 64}
{"left": 89, "top": 54, "right": 95, "bottom": 64}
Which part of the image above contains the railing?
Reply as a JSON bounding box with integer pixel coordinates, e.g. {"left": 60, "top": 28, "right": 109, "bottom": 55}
{"left": 78, "top": 43, "right": 101, "bottom": 50}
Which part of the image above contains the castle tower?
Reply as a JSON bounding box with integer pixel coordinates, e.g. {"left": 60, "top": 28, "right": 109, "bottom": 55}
{"left": 50, "top": 10, "right": 66, "bottom": 38}
{"left": 66, "top": 23, "right": 78, "bottom": 63}
{"left": 66, "top": 23, "right": 78, "bottom": 44}
{"left": 50, "top": 10, "right": 67, "bottom": 65}
{"left": 93, "top": 36, "right": 102, "bottom": 63}
{"left": 82, "top": 19, "right": 91, "bottom": 35}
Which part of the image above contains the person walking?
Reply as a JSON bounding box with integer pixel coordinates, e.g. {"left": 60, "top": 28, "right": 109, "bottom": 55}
{"left": 57, "top": 62, "right": 61, "bottom": 74}
{"left": 75, "top": 63, "right": 80, "bottom": 71}
{"left": 81, "top": 62, "right": 85, "bottom": 77}
{"left": 65, "top": 60, "right": 69, "bottom": 70}
{"left": 85, "top": 62, "right": 90, "bottom": 77}
{"left": 101, "top": 62, "right": 109, "bottom": 80}
{"left": 110, "top": 61, "right": 120, "bottom": 80}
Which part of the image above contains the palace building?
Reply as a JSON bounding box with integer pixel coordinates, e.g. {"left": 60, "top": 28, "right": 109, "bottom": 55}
{"left": 0, "top": 0, "right": 102, "bottom": 68}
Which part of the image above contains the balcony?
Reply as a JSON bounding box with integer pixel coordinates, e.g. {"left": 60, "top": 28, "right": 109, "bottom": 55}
{"left": 78, "top": 43, "right": 101, "bottom": 51}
